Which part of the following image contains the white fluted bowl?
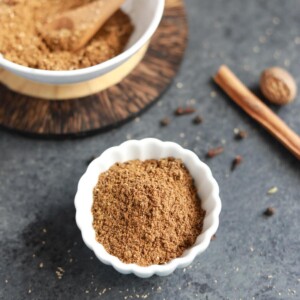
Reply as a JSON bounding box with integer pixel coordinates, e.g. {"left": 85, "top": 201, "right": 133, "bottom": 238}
{"left": 74, "top": 138, "right": 221, "bottom": 278}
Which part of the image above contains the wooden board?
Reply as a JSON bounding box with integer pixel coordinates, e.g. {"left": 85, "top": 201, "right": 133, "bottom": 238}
{"left": 0, "top": 0, "right": 188, "bottom": 136}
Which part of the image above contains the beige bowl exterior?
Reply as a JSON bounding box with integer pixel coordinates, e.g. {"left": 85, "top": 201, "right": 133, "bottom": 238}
{"left": 0, "top": 43, "right": 149, "bottom": 100}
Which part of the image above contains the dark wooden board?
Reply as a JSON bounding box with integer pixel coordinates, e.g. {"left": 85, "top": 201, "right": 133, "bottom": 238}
{"left": 0, "top": 0, "right": 188, "bottom": 136}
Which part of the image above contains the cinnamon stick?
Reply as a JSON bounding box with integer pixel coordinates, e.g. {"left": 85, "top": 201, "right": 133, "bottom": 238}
{"left": 214, "top": 65, "right": 300, "bottom": 160}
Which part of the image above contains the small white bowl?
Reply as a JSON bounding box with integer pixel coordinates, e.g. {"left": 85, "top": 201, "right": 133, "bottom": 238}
{"left": 0, "top": 0, "right": 165, "bottom": 84}
{"left": 75, "top": 138, "right": 221, "bottom": 278}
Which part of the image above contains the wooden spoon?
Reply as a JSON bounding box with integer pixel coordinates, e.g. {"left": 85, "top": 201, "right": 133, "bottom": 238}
{"left": 42, "top": 0, "right": 124, "bottom": 51}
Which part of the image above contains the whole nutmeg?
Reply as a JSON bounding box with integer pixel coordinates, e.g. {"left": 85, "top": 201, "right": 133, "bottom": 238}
{"left": 260, "top": 67, "right": 297, "bottom": 105}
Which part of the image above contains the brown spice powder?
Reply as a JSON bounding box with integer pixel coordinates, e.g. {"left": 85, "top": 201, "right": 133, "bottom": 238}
{"left": 92, "top": 158, "right": 206, "bottom": 267}
{"left": 0, "top": 0, "right": 133, "bottom": 70}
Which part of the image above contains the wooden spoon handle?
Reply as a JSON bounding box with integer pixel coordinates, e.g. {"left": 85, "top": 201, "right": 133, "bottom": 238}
{"left": 69, "top": 0, "right": 124, "bottom": 51}
{"left": 45, "top": 0, "right": 124, "bottom": 51}
{"left": 214, "top": 65, "right": 300, "bottom": 160}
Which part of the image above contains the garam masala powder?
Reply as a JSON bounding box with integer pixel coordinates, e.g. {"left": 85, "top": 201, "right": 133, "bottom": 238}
{"left": 0, "top": 0, "right": 133, "bottom": 70}
{"left": 92, "top": 158, "right": 206, "bottom": 267}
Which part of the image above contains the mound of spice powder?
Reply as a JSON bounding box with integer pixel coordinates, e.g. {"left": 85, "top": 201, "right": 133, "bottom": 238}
{"left": 92, "top": 158, "right": 206, "bottom": 266}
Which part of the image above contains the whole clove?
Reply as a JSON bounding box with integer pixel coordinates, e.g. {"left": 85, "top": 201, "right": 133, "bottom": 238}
{"left": 231, "top": 155, "right": 243, "bottom": 171}
{"left": 193, "top": 115, "right": 203, "bottom": 124}
{"left": 175, "top": 107, "right": 196, "bottom": 116}
{"left": 234, "top": 128, "right": 248, "bottom": 140}
{"left": 160, "top": 117, "right": 171, "bottom": 127}
{"left": 263, "top": 207, "right": 275, "bottom": 217}
{"left": 207, "top": 146, "right": 224, "bottom": 158}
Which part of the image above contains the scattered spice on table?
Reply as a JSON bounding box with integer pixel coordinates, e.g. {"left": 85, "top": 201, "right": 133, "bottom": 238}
{"left": 210, "top": 91, "right": 217, "bottom": 98}
{"left": 160, "top": 117, "right": 171, "bottom": 127}
{"left": 263, "top": 207, "right": 275, "bottom": 217}
{"left": 207, "top": 146, "right": 224, "bottom": 158}
{"left": 267, "top": 186, "right": 278, "bottom": 195}
{"left": 234, "top": 128, "right": 248, "bottom": 140}
{"left": 56, "top": 267, "right": 65, "bottom": 280}
{"left": 193, "top": 115, "right": 203, "bottom": 125}
{"left": 211, "top": 234, "right": 217, "bottom": 241}
{"left": 176, "top": 82, "right": 184, "bottom": 89}
{"left": 231, "top": 155, "right": 243, "bottom": 171}
{"left": 92, "top": 158, "right": 205, "bottom": 266}
{"left": 175, "top": 106, "right": 196, "bottom": 116}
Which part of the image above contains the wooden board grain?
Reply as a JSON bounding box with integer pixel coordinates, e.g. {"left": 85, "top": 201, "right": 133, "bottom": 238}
{"left": 0, "top": 0, "right": 188, "bottom": 136}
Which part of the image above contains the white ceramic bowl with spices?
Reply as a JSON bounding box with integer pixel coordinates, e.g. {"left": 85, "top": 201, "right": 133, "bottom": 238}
{"left": 75, "top": 138, "right": 222, "bottom": 278}
{"left": 0, "top": 0, "right": 165, "bottom": 85}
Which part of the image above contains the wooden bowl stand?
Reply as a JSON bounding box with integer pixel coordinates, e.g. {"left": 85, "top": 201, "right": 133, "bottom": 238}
{"left": 0, "top": 0, "right": 187, "bottom": 136}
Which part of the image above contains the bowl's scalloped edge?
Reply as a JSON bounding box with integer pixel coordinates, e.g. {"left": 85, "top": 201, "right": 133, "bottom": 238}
{"left": 74, "top": 138, "right": 221, "bottom": 277}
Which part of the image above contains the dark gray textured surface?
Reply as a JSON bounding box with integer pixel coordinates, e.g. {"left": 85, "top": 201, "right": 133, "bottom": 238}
{"left": 1, "top": 0, "right": 300, "bottom": 299}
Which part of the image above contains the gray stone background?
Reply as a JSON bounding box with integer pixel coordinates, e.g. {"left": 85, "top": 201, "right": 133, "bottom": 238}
{"left": 0, "top": 0, "right": 300, "bottom": 299}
